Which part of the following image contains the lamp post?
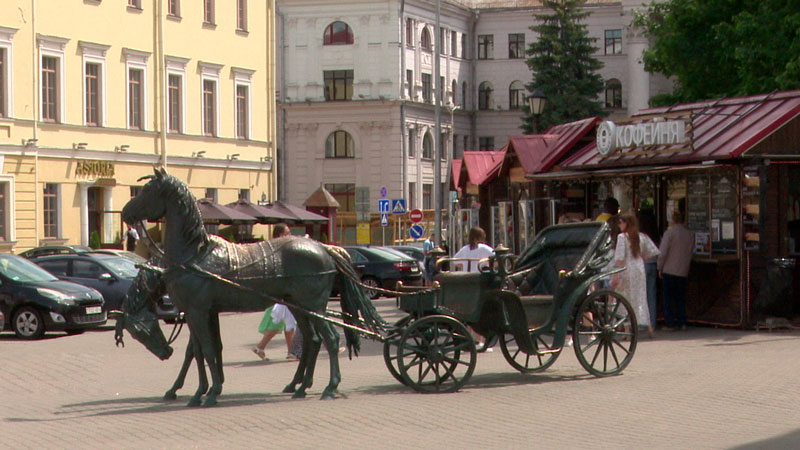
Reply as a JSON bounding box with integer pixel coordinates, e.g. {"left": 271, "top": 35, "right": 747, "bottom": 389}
{"left": 527, "top": 89, "right": 547, "bottom": 133}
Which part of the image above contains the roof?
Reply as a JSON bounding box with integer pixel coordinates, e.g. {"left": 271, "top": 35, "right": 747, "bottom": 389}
{"left": 304, "top": 185, "right": 340, "bottom": 208}
{"left": 461, "top": 147, "right": 507, "bottom": 185}
{"left": 451, "top": 158, "right": 463, "bottom": 190}
{"left": 562, "top": 90, "right": 800, "bottom": 169}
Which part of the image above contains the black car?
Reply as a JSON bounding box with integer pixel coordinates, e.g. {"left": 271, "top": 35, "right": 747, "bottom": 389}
{"left": 18, "top": 245, "right": 93, "bottom": 259}
{"left": 30, "top": 254, "right": 178, "bottom": 321}
{"left": 0, "top": 254, "right": 106, "bottom": 339}
{"left": 388, "top": 245, "right": 425, "bottom": 263}
{"left": 343, "top": 246, "right": 423, "bottom": 299}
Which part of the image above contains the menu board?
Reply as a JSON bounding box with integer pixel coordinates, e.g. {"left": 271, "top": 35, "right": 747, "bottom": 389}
{"left": 687, "top": 175, "right": 709, "bottom": 233}
{"left": 710, "top": 173, "right": 737, "bottom": 253}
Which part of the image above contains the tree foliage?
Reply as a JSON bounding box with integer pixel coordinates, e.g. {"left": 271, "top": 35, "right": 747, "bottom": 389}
{"left": 523, "top": 0, "right": 606, "bottom": 133}
{"left": 635, "top": 0, "right": 800, "bottom": 106}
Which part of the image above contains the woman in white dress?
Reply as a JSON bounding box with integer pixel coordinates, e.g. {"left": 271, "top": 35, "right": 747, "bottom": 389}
{"left": 611, "top": 211, "right": 660, "bottom": 338}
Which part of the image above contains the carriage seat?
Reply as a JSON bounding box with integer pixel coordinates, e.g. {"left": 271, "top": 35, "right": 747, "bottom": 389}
{"left": 434, "top": 271, "right": 490, "bottom": 318}
{"left": 504, "top": 246, "right": 587, "bottom": 298}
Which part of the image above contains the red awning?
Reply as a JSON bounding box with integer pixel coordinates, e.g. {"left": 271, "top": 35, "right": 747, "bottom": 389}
{"left": 462, "top": 147, "right": 507, "bottom": 185}
{"left": 563, "top": 90, "right": 800, "bottom": 169}
{"left": 509, "top": 116, "right": 601, "bottom": 174}
{"left": 451, "top": 158, "right": 463, "bottom": 190}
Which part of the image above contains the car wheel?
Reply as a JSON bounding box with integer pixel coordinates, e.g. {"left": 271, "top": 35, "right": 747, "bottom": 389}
{"left": 362, "top": 276, "right": 380, "bottom": 299}
{"left": 13, "top": 306, "right": 45, "bottom": 340}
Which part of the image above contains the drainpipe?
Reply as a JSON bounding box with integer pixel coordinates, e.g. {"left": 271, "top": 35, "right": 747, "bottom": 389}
{"left": 400, "top": 0, "right": 406, "bottom": 202}
{"left": 158, "top": 0, "right": 168, "bottom": 169}
{"left": 278, "top": 7, "right": 286, "bottom": 202}
{"left": 31, "top": 0, "right": 39, "bottom": 243}
{"left": 470, "top": 10, "right": 478, "bottom": 149}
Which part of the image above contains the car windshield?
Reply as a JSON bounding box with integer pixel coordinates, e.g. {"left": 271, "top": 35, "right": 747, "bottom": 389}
{"left": 96, "top": 256, "right": 141, "bottom": 279}
{"left": 0, "top": 254, "right": 59, "bottom": 282}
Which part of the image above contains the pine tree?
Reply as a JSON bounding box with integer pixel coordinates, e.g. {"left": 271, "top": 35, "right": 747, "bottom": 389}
{"left": 523, "top": 0, "right": 606, "bottom": 133}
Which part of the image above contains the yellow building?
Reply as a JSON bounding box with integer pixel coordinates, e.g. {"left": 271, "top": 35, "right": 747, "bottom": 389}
{"left": 0, "top": 0, "right": 276, "bottom": 252}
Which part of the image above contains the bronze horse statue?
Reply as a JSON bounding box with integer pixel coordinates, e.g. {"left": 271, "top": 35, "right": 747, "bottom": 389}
{"left": 120, "top": 168, "right": 384, "bottom": 406}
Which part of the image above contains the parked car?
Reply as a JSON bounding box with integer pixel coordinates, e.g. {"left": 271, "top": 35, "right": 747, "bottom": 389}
{"left": 388, "top": 245, "right": 425, "bottom": 263}
{"left": 0, "top": 254, "right": 106, "bottom": 339}
{"left": 342, "top": 246, "right": 423, "bottom": 299}
{"left": 29, "top": 253, "right": 178, "bottom": 321}
{"left": 90, "top": 249, "right": 147, "bottom": 264}
{"left": 19, "top": 245, "right": 93, "bottom": 259}
{"left": 381, "top": 246, "right": 426, "bottom": 275}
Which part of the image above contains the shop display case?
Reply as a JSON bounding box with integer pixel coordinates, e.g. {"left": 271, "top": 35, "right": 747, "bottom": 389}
{"left": 742, "top": 167, "right": 763, "bottom": 252}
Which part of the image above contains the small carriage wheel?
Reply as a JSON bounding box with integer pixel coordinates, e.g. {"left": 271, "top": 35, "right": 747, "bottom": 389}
{"left": 397, "top": 315, "right": 477, "bottom": 393}
{"left": 383, "top": 315, "right": 413, "bottom": 385}
{"left": 500, "top": 329, "right": 560, "bottom": 373}
{"left": 572, "top": 289, "right": 637, "bottom": 377}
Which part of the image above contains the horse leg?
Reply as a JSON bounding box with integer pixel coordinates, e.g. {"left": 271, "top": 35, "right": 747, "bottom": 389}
{"left": 187, "top": 336, "right": 209, "bottom": 407}
{"left": 211, "top": 313, "right": 224, "bottom": 384}
{"left": 164, "top": 339, "right": 194, "bottom": 400}
{"left": 293, "top": 317, "right": 323, "bottom": 399}
{"left": 194, "top": 315, "right": 224, "bottom": 407}
{"left": 319, "top": 320, "right": 342, "bottom": 400}
{"left": 283, "top": 313, "right": 312, "bottom": 394}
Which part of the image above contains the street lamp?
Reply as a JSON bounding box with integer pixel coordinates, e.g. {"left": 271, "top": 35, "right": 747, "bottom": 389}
{"left": 527, "top": 89, "right": 547, "bottom": 133}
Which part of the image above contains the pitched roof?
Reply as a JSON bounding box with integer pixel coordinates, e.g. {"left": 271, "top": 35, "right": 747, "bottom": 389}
{"left": 461, "top": 147, "right": 507, "bottom": 185}
{"left": 451, "top": 158, "right": 464, "bottom": 190}
{"left": 304, "top": 185, "right": 340, "bottom": 208}
{"left": 563, "top": 90, "right": 800, "bottom": 169}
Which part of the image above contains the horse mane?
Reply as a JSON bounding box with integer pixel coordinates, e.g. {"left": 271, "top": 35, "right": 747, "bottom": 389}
{"left": 160, "top": 172, "right": 210, "bottom": 249}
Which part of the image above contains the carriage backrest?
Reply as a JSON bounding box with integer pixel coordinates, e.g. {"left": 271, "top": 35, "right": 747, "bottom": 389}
{"left": 434, "top": 271, "right": 494, "bottom": 320}
{"left": 505, "top": 222, "right": 609, "bottom": 297}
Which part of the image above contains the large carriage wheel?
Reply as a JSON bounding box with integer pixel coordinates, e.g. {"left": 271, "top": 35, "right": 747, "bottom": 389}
{"left": 383, "top": 315, "right": 413, "bottom": 385}
{"left": 572, "top": 289, "right": 637, "bottom": 377}
{"left": 397, "top": 315, "right": 477, "bottom": 393}
{"left": 500, "top": 329, "right": 560, "bottom": 373}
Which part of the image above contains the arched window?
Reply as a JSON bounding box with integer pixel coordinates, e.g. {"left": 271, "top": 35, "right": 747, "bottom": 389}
{"left": 462, "top": 81, "right": 468, "bottom": 110}
{"left": 325, "top": 130, "right": 354, "bottom": 158}
{"left": 422, "top": 132, "right": 433, "bottom": 159}
{"left": 478, "top": 81, "right": 492, "bottom": 110}
{"left": 605, "top": 79, "right": 622, "bottom": 109}
{"left": 323, "top": 21, "right": 354, "bottom": 45}
{"left": 451, "top": 79, "right": 458, "bottom": 105}
{"left": 509, "top": 81, "right": 525, "bottom": 109}
{"left": 420, "top": 27, "right": 432, "bottom": 51}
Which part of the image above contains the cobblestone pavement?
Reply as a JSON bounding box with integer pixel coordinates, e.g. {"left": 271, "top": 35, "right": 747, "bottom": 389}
{"left": 2, "top": 298, "right": 800, "bottom": 449}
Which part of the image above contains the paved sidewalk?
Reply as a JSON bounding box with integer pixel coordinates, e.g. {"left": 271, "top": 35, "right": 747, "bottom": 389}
{"left": 2, "top": 299, "right": 800, "bottom": 449}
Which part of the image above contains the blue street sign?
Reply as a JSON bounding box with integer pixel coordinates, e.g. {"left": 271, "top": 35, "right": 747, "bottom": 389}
{"left": 409, "top": 224, "right": 424, "bottom": 239}
{"left": 380, "top": 186, "right": 387, "bottom": 198}
{"left": 380, "top": 213, "right": 389, "bottom": 227}
{"left": 378, "top": 199, "right": 390, "bottom": 214}
{"left": 391, "top": 199, "right": 406, "bottom": 214}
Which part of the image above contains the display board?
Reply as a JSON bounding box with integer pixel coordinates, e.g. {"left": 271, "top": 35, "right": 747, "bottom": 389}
{"left": 710, "top": 173, "right": 737, "bottom": 254}
{"left": 687, "top": 175, "right": 711, "bottom": 254}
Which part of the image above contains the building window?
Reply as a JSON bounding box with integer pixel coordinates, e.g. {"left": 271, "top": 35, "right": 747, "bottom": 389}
{"left": 80, "top": 42, "right": 109, "bottom": 127}
{"left": 236, "top": 84, "right": 249, "bottom": 139}
{"left": 439, "top": 76, "right": 445, "bottom": 102}
{"left": 451, "top": 79, "right": 457, "bottom": 106}
{"left": 441, "top": 132, "right": 447, "bottom": 160}
{"left": 605, "top": 79, "right": 622, "bottom": 108}
{"left": 324, "top": 70, "right": 353, "bottom": 101}
{"left": 479, "top": 136, "right": 494, "bottom": 150}
{"left": 128, "top": 68, "right": 143, "bottom": 130}
{"left": 451, "top": 30, "right": 457, "bottom": 57}
{"left": 478, "top": 82, "right": 492, "bottom": 110}
{"left": 408, "top": 128, "right": 415, "bottom": 158}
{"left": 43, "top": 183, "right": 59, "bottom": 239}
{"left": 421, "top": 28, "right": 432, "bottom": 51}
{"left": 406, "top": 69, "right": 413, "bottom": 99}
{"left": 508, "top": 33, "right": 525, "bottom": 59}
{"left": 477, "top": 34, "right": 493, "bottom": 59}
{"left": 238, "top": 189, "right": 250, "bottom": 201}
{"left": 204, "top": 0, "right": 215, "bottom": 25}
{"left": 168, "top": 0, "right": 180, "bottom": 16}
{"left": 41, "top": 56, "right": 59, "bottom": 122}
{"left": 325, "top": 130, "right": 354, "bottom": 158}
{"left": 85, "top": 63, "right": 101, "bottom": 126}
{"left": 128, "top": 0, "right": 141, "bottom": 8}
{"left": 202, "top": 79, "right": 217, "bottom": 136}
{"left": 405, "top": 18, "right": 414, "bottom": 47}
{"left": 461, "top": 33, "right": 466, "bottom": 58}
{"left": 325, "top": 183, "right": 355, "bottom": 212}
{"left": 323, "top": 21, "right": 353, "bottom": 45}
{"left": 509, "top": 80, "right": 525, "bottom": 110}
{"left": 605, "top": 29, "right": 622, "bottom": 55}
{"left": 423, "top": 184, "right": 432, "bottom": 210}
{"left": 462, "top": 82, "right": 467, "bottom": 110}
{"left": 167, "top": 74, "right": 182, "bottom": 133}
{"left": 408, "top": 182, "right": 416, "bottom": 210}
{"left": 237, "top": 0, "right": 248, "bottom": 31}
{"left": 422, "top": 132, "right": 433, "bottom": 159}
{"left": 204, "top": 188, "right": 218, "bottom": 202}
{"left": 421, "top": 73, "right": 432, "bottom": 103}
{"left": 440, "top": 28, "right": 446, "bottom": 55}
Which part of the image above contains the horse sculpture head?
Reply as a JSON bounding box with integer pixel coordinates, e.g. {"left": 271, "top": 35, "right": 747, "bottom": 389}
{"left": 122, "top": 167, "right": 171, "bottom": 225}
{"left": 115, "top": 263, "right": 174, "bottom": 360}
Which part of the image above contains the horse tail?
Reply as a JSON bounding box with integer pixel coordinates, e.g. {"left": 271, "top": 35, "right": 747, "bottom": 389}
{"left": 323, "top": 245, "right": 387, "bottom": 357}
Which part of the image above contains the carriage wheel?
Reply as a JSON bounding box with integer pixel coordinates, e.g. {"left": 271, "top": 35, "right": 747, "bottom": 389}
{"left": 383, "top": 315, "right": 413, "bottom": 386}
{"left": 397, "top": 315, "right": 476, "bottom": 393}
{"left": 500, "top": 329, "right": 560, "bottom": 373}
{"left": 572, "top": 289, "right": 637, "bottom": 377}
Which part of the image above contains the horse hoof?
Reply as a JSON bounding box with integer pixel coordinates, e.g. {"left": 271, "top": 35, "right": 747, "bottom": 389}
{"left": 202, "top": 397, "right": 218, "bottom": 407}
{"left": 282, "top": 384, "right": 296, "bottom": 394}
{"left": 163, "top": 391, "right": 178, "bottom": 401}
{"left": 321, "top": 391, "right": 337, "bottom": 400}
{"left": 291, "top": 391, "right": 307, "bottom": 399}
{"left": 187, "top": 397, "right": 202, "bottom": 407}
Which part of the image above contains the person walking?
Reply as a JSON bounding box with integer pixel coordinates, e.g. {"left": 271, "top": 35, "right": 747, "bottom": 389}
{"left": 639, "top": 209, "right": 660, "bottom": 330}
{"left": 611, "top": 211, "right": 660, "bottom": 338}
{"left": 125, "top": 224, "right": 139, "bottom": 252}
{"left": 252, "top": 223, "right": 300, "bottom": 361}
{"left": 423, "top": 233, "right": 436, "bottom": 285}
{"left": 657, "top": 211, "right": 695, "bottom": 331}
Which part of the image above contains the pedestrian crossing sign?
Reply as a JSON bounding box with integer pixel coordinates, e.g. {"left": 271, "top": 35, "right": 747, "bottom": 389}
{"left": 391, "top": 199, "right": 406, "bottom": 215}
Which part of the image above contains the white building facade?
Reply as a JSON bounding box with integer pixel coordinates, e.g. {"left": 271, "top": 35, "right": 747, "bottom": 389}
{"left": 276, "top": 0, "right": 671, "bottom": 244}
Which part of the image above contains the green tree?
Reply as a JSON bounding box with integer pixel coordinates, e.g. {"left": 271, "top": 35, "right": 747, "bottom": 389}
{"left": 523, "top": 0, "right": 606, "bottom": 133}
{"left": 635, "top": 0, "right": 800, "bottom": 106}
